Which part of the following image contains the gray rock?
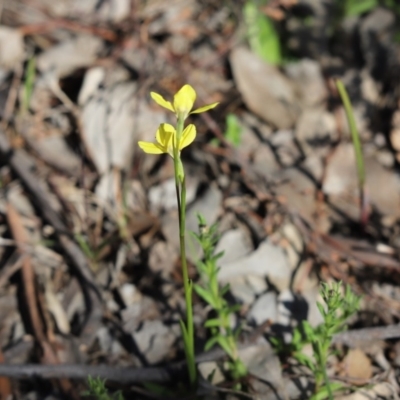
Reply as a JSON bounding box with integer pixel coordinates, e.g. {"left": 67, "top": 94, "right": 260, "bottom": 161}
{"left": 277, "top": 289, "right": 295, "bottom": 329}
{"left": 0, "top": 27, "right": 24, "bottom": 69}
{"left": 295, "top": 108, "right": 337, "bottom": 155}
{"left": 323, "top": 143, "right": 400, "bottom": 217}
{"left": 227, "top": 274, "right": 268, "bottom": 305}
{"left": 248, "top": 292, "right": 278, "bottom": 325}
{"left": 218, "top": 239, "right": 291, "bottom": 292}
{"left": 198, "top": 361, "right": 225, "bottom": 385}
{"left": 323, "top": 143, "right": 357, "bottom": 196}
{"left": 131, "top": 320, "right": 177, "bottom": 364}
{"left": 285, "top": 59, "right": 327, "bottom": 107}
{"left": 215, "top": 229, "right": 253, "bottom": 266}
{"left": 239, "top": 340, "right": 287, "bottom": 399}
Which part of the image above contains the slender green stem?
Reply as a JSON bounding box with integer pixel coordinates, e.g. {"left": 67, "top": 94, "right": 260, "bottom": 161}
{"left": 316, "top": 340, "right": 333, "bottom": 400}
{"left": 336, "top": 79, "right": 367, "bottom": 225}
{"left": 173, "top": 117, "right": 196, "bottom": 386}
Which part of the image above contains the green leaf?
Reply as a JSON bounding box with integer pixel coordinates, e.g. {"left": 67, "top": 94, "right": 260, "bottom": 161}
{"left": 293, "top": 352, "right": 315, "bottom": 372}
{"left": 74, "top": 234, "right": 96, "bottom": 260}
{"left": 205, "top": 336, "right": 220, "bottom": 352}
{"left": 220, "top": 283, "right": 230, "bottom": 296}
{"left": 302, "top": 320, "right": 316, "bottom": 342}
{"left": 344, "top": 0, "right": 378, "bottom": 16}
{"left": 310, "top": 382, "right": 344, "bottom": 400}
{"left": 217, "top": 335, "right": 234, "bottom": 359}
{"left": 224, "top": 114, "right": 242, "bottom": 147}
{"left": 194, "top": 284, "right": 217, "bottom": 308}
{"left": 243, "top": 1, "right": 282, "bottom": 65}
{"left": 22, "top": 57, "right": 36, "bottom": 114}
{"left": 226, "top": 304, "right": 241, "bottom": 314}
{"left": 204, "top": 318, "right": 222, "bottom": 328}
{"left": 317, "top": 302, "right": 327, "bottom": 318}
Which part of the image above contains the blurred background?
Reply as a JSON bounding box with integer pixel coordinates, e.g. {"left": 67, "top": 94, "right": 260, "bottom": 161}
{"left": 1, "top": 0, "right": 400, "bottom": 398}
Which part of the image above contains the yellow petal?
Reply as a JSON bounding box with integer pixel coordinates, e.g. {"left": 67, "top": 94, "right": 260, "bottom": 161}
{"left": 173, "top": 84, "right": 196, "bottom": 118}
{"left": 156, "top": 123, "right": 175, "bottom": 146}
{"left": 179, "top": 124, "right": 196, "bottom": 150}
{"left": 156, "top": 123, "right": 175, "bottom": 156}
{"left": 138, "top": 141, "right": 165, "bottom": 154}
{"left": 191, "top": 102, "right": 219, "bottom": 114}
{"left": 150, "top": 92, "right": 174, "bottom": 113}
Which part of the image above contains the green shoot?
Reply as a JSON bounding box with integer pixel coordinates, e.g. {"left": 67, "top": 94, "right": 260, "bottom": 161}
{"left": 211, "top": 113, "right": 242, "bottom": 148}
{"left": 83, "top": 377, "right": 124, "bottom": 400}
{"left": 193, "top": 215, "right": 247, "bottom": 381}
{"left": 343, "top": 0, "right": 378, "bottom": 16}
{"left": 273, "top": 282, "right": 361, "bottom": 400}
{"left": 21, "top": 57, "right": 36, "bottom": 114}
{"left": 335, "top": 79, "right": 367, "bottom": 226}
{"left": 243, "top": 1, "right": 282, "bottom": 65}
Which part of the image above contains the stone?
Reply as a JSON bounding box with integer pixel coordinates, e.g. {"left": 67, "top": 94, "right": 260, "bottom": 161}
{"left": 248, "top": 292, "right": 278, "bottom": 325}
{"left": 218, "top": 239, "right": 291, "bottom": 292}
{"left": 214, "top": 229, "right": 253, "bottom": 266}
{"left": 0, "top": 27, "right": 24, "bottom": 69}
{"left": 227, "top": 274, "right": 268, "bottom": 305}
{"left": 230, "top": 47, "right": 300, "bottom": 129}
{"left": 131, "top": 320, "right": 177, "bottom": 364}
{"left": 295, "top": 108, "right": 337, "bottom": 155}
{"left": 323, "top": 143, "right": 358, "bottom": 196}
{"left": 239, "top": 340, "right": 287, "bottom": 399}
{"left": 285, "top": 58, "right": 327, "bottom": 107}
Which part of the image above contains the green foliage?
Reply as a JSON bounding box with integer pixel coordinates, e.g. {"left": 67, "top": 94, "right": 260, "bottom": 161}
{"left": 192, "top": 215, "right": 247, "bottom": 380}
{"left": 210, "top": 113, "right": 242, "bottom": 148}
{"left": 335, "top": 79, "right": 367, "bottom": 223}
{"left": 224, "top": 114, "right": 242, "bottom": 147}
{"left": 21, "top": 57, "right": 36, "bottom": 114}
{"left": 243, "top": 1, "right": 282, "bottom": 65}
{"left": 343, "top": 0, "right": 378, "bottom": 16}
{"left": 340, "top": 0, "right": 400, "bottom": 17}
{"left": 83, "top": 377, "right": 124, "bottom": 400}
{"left": 273, "top": 282, "right": 361, "bottom": 400}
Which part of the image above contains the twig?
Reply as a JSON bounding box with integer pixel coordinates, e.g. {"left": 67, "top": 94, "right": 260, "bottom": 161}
{"left": 0, "top": 130, "right": 101, "bottom": 298}
{"left": 6, "top": 202, "right": 75, "bottom": 397}
{"left": 0, "top": 322, "right": 397, "bottom": 385}
{"left": 19, "top": 18, "right": 117, "bottom": 42}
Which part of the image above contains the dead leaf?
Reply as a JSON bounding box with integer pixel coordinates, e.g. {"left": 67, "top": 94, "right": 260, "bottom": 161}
{"left": 340, "top": 348, "right": 372, "bottom": 385}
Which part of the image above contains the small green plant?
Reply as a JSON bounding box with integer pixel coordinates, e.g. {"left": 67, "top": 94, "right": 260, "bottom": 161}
{"left": 74, "top": 233, "right": 111, "bottom": 271}
{"left": 21, "top": 57, "right": 36, "bottom": 114}
{"left": 224, "top": 114, "right": 242, "bottom": 147}
{"left": 83, "top": 377, "right": 124, "bottom": 400}
{"left": 335, "top": 79, "right": 367, "bottom": 226}
{"left": 193, "top": 215, "right": 247, "bottom": 381}
{"left": 342, "top": 0, "right": 378, "bottom": 16}
{"left": 211, "top": 113, "right": 242, "bottom": 148}
{"left": 243, "top": 0, "right": 282, "bottom": 65}
{"left": 273, "top": 281, "right": 361, "bottom": 400}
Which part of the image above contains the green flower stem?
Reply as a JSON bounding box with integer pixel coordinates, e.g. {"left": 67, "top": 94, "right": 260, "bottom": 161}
{"left": 173, "top": 117, "right": 196, "bottom": 386}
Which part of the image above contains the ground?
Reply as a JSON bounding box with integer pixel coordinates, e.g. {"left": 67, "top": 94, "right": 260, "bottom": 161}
{"left": 1, "top": 0, "right": 400, "bottom": 399}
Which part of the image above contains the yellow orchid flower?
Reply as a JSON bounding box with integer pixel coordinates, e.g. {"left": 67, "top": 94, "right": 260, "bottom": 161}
{"left": 138, "top": 123, "right": 196, "bottom": 158}
{"left": 150, "top": 84, "right": 219, "bottom": 120}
